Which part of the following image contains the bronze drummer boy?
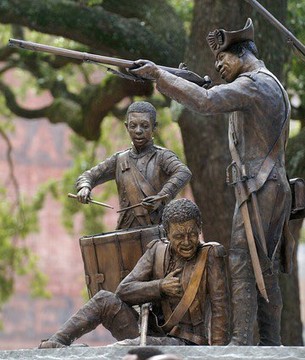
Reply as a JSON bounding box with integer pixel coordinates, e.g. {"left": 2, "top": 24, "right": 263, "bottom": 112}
{"left": 39, "top": 198, "right": 229, "bottom": 347}
{"left": 130, "top": 19, "right": 294, "bottom": 346}
{"left": 76, "top": 101, "right": 192, "bottom": 229}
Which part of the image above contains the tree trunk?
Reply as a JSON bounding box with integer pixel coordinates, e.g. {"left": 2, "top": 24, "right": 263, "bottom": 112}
{"left": 177, "top": 0, "right": 246, "bottom": 249}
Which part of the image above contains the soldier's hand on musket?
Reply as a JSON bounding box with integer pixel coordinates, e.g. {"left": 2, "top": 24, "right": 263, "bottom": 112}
{"left": 77, "top": 187, "right": 91, "bottom": 204}
{"left": 160, "top": 268, "right": 183, "bottom": 298}
{"left": 141, "top": 195, "right": 163, "bottom": 212}
{"left": 129, "top": 59, "right": 161, "bottom": 80}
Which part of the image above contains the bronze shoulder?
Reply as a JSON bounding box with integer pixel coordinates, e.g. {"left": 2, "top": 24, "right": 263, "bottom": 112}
{"left": 202, "top": 241, "right": 226, "bottom": 257}
{"left": 146, "top": 238, "right": 169, "bottom": 250}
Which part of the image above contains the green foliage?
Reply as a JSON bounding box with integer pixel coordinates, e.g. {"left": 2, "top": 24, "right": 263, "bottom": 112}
{"left": 155, "top": 104, "right": 186, "bottom": 162}
{"left": 0, "top": 25, "right": 10, "bottom": 41}
{"left": 286, "top": 0, "right": 305, "bottom": 118}
{"left": 45, "top": 116, "right": 129, "bottom": 236}
{"left": 286, "top": 127, "right": 305, "bottom": 179}
{"left": 168, "top": 0, "right": 194, "bottom": 33}
{"left": 0, "top": 121, "right": 51, "bottom": 316}
{"left": 0, "top": 185, "right": 51, "bottom": 310}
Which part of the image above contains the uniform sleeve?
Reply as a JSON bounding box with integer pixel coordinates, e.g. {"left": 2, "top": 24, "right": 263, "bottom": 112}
{"left": 156, "top": 70, "right": 257, "bottom": 115}
{"left": 116, "top": 245, "right": 162, "bottom": 305}
{"left": 75, "top": 153, "right": 118, "bottom": 191}
{"left": 158, "top": 150, "right": 192, "bottom": 200}
{"left": 206, "top": 244, "right": 230, "bottom": 345}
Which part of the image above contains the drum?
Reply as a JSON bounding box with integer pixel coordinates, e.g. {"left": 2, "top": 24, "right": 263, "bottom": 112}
{"left": 79, "top": 225, "right": 166, "bottom": 297}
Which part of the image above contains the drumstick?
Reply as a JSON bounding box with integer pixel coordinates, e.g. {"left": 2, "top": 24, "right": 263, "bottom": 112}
{"left": 68, "top": 193, "right": 114, "bottom": 209}
{"left": 117, "top": 194, "right": 169, "bottom": 213}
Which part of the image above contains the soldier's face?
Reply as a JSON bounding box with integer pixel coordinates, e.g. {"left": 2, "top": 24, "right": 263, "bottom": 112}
{"left": 126, "top": 112, "right": 155, "bottom": 150}
{"left": 168, "top": 219, "right": 200, "bottom": 259}
{"left": 215, "top": 51, "right": 243, "bottom": 83}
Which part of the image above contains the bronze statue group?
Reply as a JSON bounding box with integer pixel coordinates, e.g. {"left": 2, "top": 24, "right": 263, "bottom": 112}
{"left": 39, "top": 19, "right": 297, "bottom": 349}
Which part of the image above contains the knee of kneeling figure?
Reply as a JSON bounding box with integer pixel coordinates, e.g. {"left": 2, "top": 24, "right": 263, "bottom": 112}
{"left": 92, "top": 290, "right": 124, "bottom": 314}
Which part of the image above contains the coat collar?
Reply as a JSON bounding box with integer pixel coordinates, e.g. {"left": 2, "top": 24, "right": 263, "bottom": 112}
{"left": 130, "top": 140, "right": 156, "bottom": 159}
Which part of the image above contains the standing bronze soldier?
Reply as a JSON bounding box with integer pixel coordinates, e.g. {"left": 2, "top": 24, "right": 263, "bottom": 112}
{"left": 76, "top": 101, "right": 191, "bottom": 229}
{"left": 39, "top": 199, "right": 229, "bottom": 348}
{"left": 130, "top": 19, "right": 295, "bottom": 346}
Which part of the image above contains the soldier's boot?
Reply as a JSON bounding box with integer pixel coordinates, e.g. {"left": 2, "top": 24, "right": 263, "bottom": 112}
{"left": 229, "top": 279, "right": 257, "bottom": 346}
{"left": 38, "top": 290, "right": 139, "bottom": 349}
{"left": 257, "top": 272, "right": 282, "bottom": 346}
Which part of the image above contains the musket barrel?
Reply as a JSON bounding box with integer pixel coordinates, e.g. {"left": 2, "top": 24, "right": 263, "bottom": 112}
{"left": 8, "top": 38, "right": 211, "bottom": 87}
{"left": 245, "top": 0, "right": 305, "bottom": 56}
{"left": 8, "top": 38, "right": 135, "bottom": 68}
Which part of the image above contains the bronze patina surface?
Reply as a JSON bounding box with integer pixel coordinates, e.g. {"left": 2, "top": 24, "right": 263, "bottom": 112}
{"left": 38, "top": 199, "right": 229, "bottom": 348}
{"left": 76, "top": 101, "right": 191, "bottom": 229}
{"left": 130, "top": 19, "right": 294, "bottom": 346}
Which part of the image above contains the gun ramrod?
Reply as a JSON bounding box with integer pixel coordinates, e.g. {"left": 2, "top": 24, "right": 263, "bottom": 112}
{"left": 8, "top": 38, "right": 211, "bottom": 87}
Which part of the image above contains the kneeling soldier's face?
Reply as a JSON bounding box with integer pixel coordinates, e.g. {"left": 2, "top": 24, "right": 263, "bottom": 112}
{"left": 168, "top": 219, "right": 200, "bottom": 259}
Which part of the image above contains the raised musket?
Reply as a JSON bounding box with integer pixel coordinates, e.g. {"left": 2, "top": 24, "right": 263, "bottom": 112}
{"left": 245, "top": 0, "right": 305, "bottom": 60}
{"left": 8, "top": 38, "right": 212, "bottom": 87}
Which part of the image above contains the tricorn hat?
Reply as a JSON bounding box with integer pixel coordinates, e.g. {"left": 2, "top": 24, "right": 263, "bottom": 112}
{"left": 206, "top": 18, "right": 254, "bottom": 57}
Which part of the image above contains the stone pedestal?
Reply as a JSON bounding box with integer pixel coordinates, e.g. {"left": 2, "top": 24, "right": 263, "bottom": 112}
{"left": 0, "top": 346, "right": 304, "bottom": 360}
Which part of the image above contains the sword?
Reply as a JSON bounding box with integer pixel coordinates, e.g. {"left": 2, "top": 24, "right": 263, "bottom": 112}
{"left": 239, "top": 199, "right": 269, "bottom": 302}
{"left": 229, "top": 162, "right": 269, "bottom": 302}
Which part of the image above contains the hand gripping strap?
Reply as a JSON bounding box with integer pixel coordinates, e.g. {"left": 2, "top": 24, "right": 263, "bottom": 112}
{"left": 161, "top": 246, "right": 210, "bottom": 333}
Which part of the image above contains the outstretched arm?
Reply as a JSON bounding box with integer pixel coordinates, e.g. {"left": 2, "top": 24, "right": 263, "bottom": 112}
{"left": 75, "top": 153, "right": 117, "bottom": 203}
{"left": 130, "top": 60, "right": 255, "bottom": 115}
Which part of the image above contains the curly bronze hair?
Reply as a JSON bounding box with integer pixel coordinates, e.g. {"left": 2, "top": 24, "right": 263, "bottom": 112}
{"left": 126, "top": 101, "right": 157, "bottom": 126}
{"left": 162, "top": 198, "right": 202, "bottom": 234}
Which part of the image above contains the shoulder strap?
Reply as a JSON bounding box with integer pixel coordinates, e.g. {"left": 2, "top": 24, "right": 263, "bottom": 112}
{"left": 161, "top": 246, "right": 210, "bottom": 333}
{"left": 128, "top": 155, "right": 157, "bottom": 196}
{"left": 154, "top": 240, "right": 168, "bottom": 279}
{"left": 116, "top": 151, "right": 151, "bottom": 226}
{"left": 250, "top": 69, "right": 290, "bottom": 192}
{"left": 229, "top": 69, "right": 290, "bottom": 201}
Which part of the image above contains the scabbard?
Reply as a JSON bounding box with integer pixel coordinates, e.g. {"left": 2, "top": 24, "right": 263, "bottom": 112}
{"left": 251, "top": 192, "right": 268, "bottom": 256}
{"left": 239, "top": 196, "right": 269, "bottom": 303}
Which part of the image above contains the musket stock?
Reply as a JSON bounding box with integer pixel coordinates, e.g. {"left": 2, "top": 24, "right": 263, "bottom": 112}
{"left": 8, "top": 38, "right": 211, "bottom": 87}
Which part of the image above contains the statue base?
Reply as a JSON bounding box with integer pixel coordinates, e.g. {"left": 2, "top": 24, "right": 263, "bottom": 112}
{"left": 0, "top": 345, "right": 304, "bottom": 359}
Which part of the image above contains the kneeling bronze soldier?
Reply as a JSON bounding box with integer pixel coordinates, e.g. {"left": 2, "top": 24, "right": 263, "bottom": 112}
{"left": 39, "top": 199, "right": 229, "bottom": 347}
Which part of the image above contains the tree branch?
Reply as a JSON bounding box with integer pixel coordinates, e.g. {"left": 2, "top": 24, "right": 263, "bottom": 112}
{"left": 0, "top": 80, "right": 52, "bottom": 118}
{"left": 0, "top": 127, "right": 21, "bottom": 208}
{"left": 0, "top": 0, "right": 185, "bottom": 65}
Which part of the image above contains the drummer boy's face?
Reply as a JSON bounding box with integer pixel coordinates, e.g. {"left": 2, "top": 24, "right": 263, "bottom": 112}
{"left": 125, "top": 112, "right": 155, "bottom": 150}
{"left": 168, "top": 219, "right": 200, "bottom": 259}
